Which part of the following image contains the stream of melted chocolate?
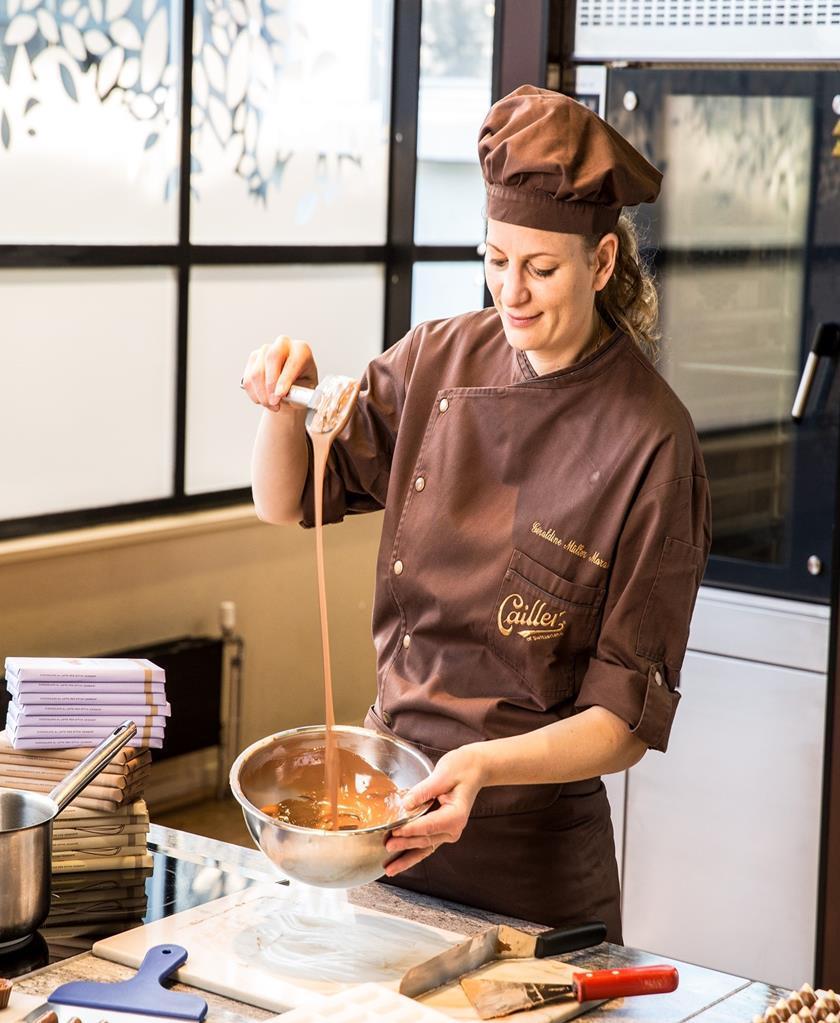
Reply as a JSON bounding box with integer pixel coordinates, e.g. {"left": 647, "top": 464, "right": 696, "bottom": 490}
{"left": 261, "top": 384, "right": 403, "bottom": 833}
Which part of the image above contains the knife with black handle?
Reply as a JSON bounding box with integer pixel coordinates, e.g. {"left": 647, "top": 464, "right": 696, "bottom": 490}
{"left": 399, "top": 919, "right": 608, "bottom": 998}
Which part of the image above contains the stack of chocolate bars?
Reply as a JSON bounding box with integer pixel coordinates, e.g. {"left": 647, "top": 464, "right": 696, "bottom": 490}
{"left": 4, "top": 656, "right": 168, "bottom": 749}
{"left": 0, "top": 656, "right": 166, "bottom": 941}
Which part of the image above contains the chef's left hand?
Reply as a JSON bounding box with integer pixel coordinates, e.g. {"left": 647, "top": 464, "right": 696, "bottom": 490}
{"left": 383, "top": 744, "right": 484, "bottom": 876}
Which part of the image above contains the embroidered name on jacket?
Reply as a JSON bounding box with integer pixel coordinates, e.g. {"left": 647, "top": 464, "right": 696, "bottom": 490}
{"left": 497, "top": 593, "right": 566, "bottom": 642}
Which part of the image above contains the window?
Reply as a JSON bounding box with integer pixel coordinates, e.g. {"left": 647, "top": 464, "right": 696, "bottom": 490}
{"left": 0, "top": 0, "right": 506, "bottom": 537}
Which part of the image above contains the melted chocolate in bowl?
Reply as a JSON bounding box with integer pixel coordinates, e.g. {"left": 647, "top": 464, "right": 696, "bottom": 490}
{"left": 259, "top": 746, "right": 406, "bottom": 832}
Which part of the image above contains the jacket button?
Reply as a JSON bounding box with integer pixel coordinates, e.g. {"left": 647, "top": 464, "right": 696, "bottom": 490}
{"left": 382, "top": 711, "right": 393, "bottom": 726}
{"left": 403, "top": 634, "right": 411, "bottom": 649}
{"left": 394, "top": 559, "right": 404, "bottom": 575}
{"left": 439, "top": 398, "right": 449, "bottom": 413}
{"left": 414, "top": 476, "right": 425, "bottom": 492}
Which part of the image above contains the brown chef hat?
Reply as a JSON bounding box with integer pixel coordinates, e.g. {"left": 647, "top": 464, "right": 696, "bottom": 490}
{"left": 478, "top": 85, "right": 662, "bottom": 235}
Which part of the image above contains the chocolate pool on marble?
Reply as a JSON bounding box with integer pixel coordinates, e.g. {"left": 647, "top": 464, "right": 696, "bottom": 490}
{"left": 229, "top": 725, "right": 433, "bottom": 888}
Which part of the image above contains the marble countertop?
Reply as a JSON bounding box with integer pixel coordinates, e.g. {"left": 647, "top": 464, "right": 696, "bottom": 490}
{"left": 10, "top": 825, "right": 790, "bottom": 1023}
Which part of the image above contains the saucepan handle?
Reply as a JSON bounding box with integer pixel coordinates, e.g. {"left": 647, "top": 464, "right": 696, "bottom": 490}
{"left": 48, "top": 720, "right": 138, "bottom": 814}
{"left": 534, "top": 920, "right": 608, "bottom": 957}
{"left": 574, "top": 965, "right": 679, "bottom": 1001}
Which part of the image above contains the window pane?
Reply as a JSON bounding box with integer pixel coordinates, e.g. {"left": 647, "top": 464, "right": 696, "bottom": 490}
{"left": 0, "top": 269, "right": 177, "bottom": 519}
{"left": 411, "top": 261, "right": 485, "bottom": 326}
{"left": 189, "top": 0, "right": 392, "bottom": 245}
{"left": 0, "top": 0, "right": 181, "bottom": 243}
{"left": 414, "top": 0, "right": 494, "bottom": 245}
{"left": 186, "top": 264, "right": 385, "bottom": 494}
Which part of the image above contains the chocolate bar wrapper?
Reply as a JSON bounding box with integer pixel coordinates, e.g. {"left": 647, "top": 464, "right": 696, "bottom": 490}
{"left": 1, "top": 769, "right": 149, "bottom": 798}
{"left": 5, "top": 657, "right": 165, "bottom": 683}
{"left": 8, "top": 688, "right": 168, "bottom": 707}
{"left": 54, "top": 823, "right": 149, "bottom": 841}
{"left": 53, "top": 838, "right": 148, "bottom": 859}
{"left": 0, "top": 758, "right": 149, "bottom": 785}
{"left": 8, "top": 735, "right": 163, "bottom": 750}
{"left": 53, "top": 832, "right": 149, "bottom": 852}
{"left": 0, "top": 730, "right": 144, "bottom": 764}
{"left": 8, "top": 721, "right": 164, "bottom": 739}
{"left": 59, "top": 799, "right": 147, "bottom": 822}
{"left": 8, "top": 707, "right": 169, "bottom": 726}
{"left": 8, "top": 680, "right": 165, "bottom": 695}
{"left": 52, "top": 852, "right": 154, "bottom": 873}
{"left": 51, "top": 866, "right": 152, "bottom": 892}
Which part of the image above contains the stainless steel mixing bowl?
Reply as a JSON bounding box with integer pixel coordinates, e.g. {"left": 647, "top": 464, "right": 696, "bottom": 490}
{"left": 229, "top": 725, "right": 433, "bottom": 888}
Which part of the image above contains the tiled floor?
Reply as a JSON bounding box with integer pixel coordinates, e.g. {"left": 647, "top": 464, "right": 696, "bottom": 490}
{"left": 153, "top": 797, "right": 253, "bottom": 847}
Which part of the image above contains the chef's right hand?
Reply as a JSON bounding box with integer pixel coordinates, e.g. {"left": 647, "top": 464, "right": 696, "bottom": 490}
{"left": 241, "top": 334, "right": 319, "bottom": 411}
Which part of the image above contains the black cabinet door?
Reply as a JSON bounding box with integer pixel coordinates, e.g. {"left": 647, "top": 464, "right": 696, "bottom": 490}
{"left": 606, "top": 68, "right": 840, "bottom": 603}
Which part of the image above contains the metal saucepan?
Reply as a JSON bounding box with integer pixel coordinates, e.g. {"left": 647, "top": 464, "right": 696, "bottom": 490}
{"left": 0, "top": 719, "right": 137, "bottom": 950}
{"left": 230, "top": 725, "right": 433, "bottom": 888}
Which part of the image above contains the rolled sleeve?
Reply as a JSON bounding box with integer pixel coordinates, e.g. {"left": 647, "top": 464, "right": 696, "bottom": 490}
{"left": 574, "top": 473, "right": 711, "bottom": 753}
{"left": 576, "top": 660, "right": 680, "bottom": 752}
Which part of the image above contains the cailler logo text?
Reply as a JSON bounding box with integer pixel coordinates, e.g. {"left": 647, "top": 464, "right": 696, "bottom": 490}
{"left": 497, "top": 593, "right": 567, "bottom": 641}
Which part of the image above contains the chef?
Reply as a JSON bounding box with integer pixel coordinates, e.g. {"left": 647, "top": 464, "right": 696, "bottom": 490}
{"left": 244, "top": 86, "right": 711, "bottom": 942}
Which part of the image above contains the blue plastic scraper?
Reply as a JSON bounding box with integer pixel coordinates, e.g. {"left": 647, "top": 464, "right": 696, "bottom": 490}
{"left": 49, "top": 945, "right": 208, "bottom": 1021}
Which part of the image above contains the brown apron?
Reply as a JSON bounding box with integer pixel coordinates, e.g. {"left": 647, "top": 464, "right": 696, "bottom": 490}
{"left": 367, "top": 708, "right": 623, "bottom": 943}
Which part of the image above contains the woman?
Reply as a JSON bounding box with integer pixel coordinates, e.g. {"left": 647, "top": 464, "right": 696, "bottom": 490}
{"left": 243, "top": 86, "right": 711, "bottom": 941}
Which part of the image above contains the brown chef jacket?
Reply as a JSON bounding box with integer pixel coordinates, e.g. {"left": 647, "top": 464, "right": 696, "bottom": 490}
{"left": 300, "top": 307, "right": 711, "bottom": 936}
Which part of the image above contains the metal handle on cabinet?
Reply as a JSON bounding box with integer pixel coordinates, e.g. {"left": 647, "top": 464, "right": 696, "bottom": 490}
{"left": 792, "top": 323, "right": 840, "bottom": 421}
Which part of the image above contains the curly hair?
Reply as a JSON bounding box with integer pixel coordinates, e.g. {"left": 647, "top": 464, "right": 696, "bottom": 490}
{"left": 586, "top": 213, "right": 661, "bottom": 362}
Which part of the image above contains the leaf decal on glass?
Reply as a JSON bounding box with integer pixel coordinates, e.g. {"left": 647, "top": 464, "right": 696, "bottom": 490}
{"left": 8, "top": 0, "right": 22, "bottom": 18}
{"left": 5, "top": 14, "right": 38, "bottom": 45}
{"left": 21, "top": 0, "right": 41, "bottom": 12}
{"left": 251, "top": 34, "right": 271, "bottom": 89}
{"left": 210, "top": 22, "right": 229, "bottom": 56}
{"left": 142, "top": 0, "right": 156, "bottom": 20}
{"left": 35, "top": 8, "right": 59, "bottom": 43}
{"left": 144, "top": 131, "right": 159, "bottom": 149}
{"left": 130, "top": 92, "right": 157, "bottom": 118}
{"left": 74, "top": 7, "right": 89, "bottom": 28}
{"left": 117, "top": 54, "right": 139, "bottom": 87}
{"left": 105, "top": 0, "right": 132, "bottom": 20}
{"left": 163, "top": 166, "right": 179, "bottom": 200}
{"left": 97, "top": 45, "right": 124, "bottom": 95}
{"left": 230, "top": 0, "right": 247, "bottom": 26}
{"left": 140, "top": 8, "right": 168, "bottom": 92}
{"left": 192, "top": 60, "right": 208, "bottom": 106}
{"left": 60, "top": 0, "right": 79, "bottom": 15}
{"left": 208, "top": 94, "right": 231, "bottom": 140}
{"left": 24, "top": 97, "right": 39, "bottom": 113}
{"left": 1, "top": 112, "right": 10, "bottom": 150}
{"left": 58, "top": 63, "right": 78, "bottom": 102}
{"left": 192, "top": 14, "right": 203, "bottom": 55}
{"left": 111, "top": 17, "right": 141, "bottom": 50}
{"left": 244, "top": 106, "right": 257, "bottom": 151}
{"left": 203, "top": 45, "right": 225, "bottom": 91}
{"left": 84, "top": 28, "right": 111, "bottom": 55}
{"left": 256, "top": 118, "right": 275, "bottom": 179}
{"left": 264, "top": 14, "right": 286, "bottom": 41}
{"left": 90, "top": 0, "right": 104, "bottom": 23}
{"left": 59, "top": 22, "right": 86, "bottom": 61}
{"left": 226, "top": 29, "right": 249, "bottom": 108}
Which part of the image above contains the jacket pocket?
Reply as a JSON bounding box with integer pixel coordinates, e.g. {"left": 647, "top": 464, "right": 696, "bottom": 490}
{"left": 487, "top": 549, "right": 605, "bottom": 704}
